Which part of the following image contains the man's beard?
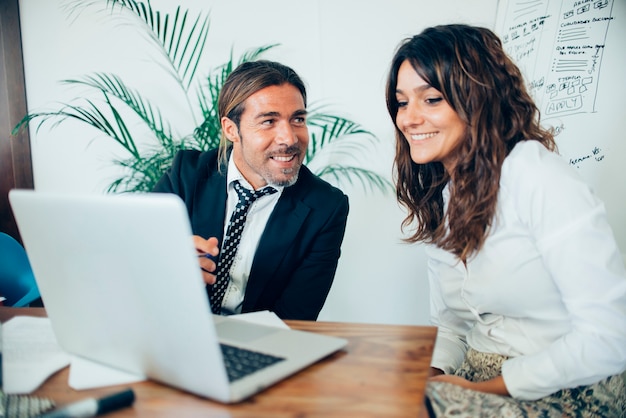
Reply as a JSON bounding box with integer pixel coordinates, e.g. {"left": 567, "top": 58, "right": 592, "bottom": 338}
{"left": 263, "top": 144, "right": 303, "bottom": 187}
{"left": 268, "top": 169, "right": 299, "bottom": 188}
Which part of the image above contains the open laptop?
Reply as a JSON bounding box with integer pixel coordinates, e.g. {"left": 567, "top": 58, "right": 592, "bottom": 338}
{"left": 8, "top": 189, "right": 347, "bottom": 403}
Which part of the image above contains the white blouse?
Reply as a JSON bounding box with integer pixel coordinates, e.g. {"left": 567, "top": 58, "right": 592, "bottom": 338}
{"left": 427, "top": 140, "right": 626, "bottom": 400}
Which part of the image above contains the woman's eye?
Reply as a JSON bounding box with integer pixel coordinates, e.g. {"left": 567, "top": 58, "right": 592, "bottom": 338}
{"left": 397, "top": 100, "right": 408, "bottom": 108}
{"left": 426, "top": 97, "right": 444, "bottom": 104}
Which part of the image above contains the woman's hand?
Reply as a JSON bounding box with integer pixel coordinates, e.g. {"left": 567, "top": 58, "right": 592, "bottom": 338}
{"left": 193, "top": 236, "right": 219, "bottom": 285}
{"left": 429, "top": 374, "right": 510, "bottom": 396}
{"left": 429, "top": 367, "right": 444, "bottom": 377}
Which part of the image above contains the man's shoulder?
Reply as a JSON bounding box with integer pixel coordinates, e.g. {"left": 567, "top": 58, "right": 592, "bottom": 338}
{"left": 295, "top": 166, "right": 348, "bottom": 203}
{"left": 174, "top": 148, "right": 219, "bottom": 167}
{"left": 169, "top": 148, "right": 223, "bottom": 179}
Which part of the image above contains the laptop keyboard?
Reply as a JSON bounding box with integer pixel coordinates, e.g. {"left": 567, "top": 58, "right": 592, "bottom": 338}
{"left": 220, "top": 343, "right": 285, "bottom": 382}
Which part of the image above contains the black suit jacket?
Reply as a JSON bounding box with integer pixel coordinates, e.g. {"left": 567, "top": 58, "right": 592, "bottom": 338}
{"left": 153, "top": 149, "right": 349, "bottom": 320}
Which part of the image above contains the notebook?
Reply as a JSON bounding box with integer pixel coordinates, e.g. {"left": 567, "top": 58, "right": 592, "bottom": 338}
{"left": 8, "top": 189, "right": 347, "bottom": 403}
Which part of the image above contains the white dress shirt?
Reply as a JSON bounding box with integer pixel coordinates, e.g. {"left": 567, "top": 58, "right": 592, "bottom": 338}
{"left": 428, "top": 140, "right": 626, "bottom": 400}
{"left": 219, "top": 156, "right": 283, "bottom": 315}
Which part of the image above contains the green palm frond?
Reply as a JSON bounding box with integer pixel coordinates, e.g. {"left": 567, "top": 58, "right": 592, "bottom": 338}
{"left": 62, "top": 73, "right": 176, "bottom": 148}
{"left": 13, "top": 96, "right": 141, "bottom": 159}
{"left": 316, "top": 165, "right": 393, "bottom": 195}
{"left": 235, "top": 44, "right": 278, "bottom": 65}
{"left": 305, "top": 109, "right": 393, "bottom": 194}
{"left": 192, "top": 44, "right": 279, "bottom": 150}
{"left": 109, "top": 146, "right": 184, "bottom": 193}
{"left": 12, "top": 72, "right": 179, "bottom": 163}
{"left": 191, "top": 53, "right": 235, "bottom": 150}
{"left": 191, "top": 90, "right": 221, "bottom": 151}
{"left": 104, "top": 0, "right": 210, "bottom": 91}
{"left": 307, "top": 110, "right": 373, "bottom": 136}
{"left": 306, "top": 110, "right": 376, "bottom": 161}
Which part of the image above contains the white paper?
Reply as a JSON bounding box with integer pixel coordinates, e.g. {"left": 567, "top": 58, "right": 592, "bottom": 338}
{"left": 68, "top": 355, "right": 145, "bottom": 390}
{"left": 230, "top": 310, "right": 290, "bottom": 329}
{"left": 1, "top": 316, "right": 71, "bottom": 394}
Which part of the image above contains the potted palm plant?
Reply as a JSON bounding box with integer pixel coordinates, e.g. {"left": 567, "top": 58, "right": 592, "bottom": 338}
{"left": 14, "top": 0, "right": 392, "bottom": 195}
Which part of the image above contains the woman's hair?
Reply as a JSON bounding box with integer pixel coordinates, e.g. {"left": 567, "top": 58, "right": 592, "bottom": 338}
{"left": 217, "top": 60, "right": 307, "bottom": 165}
{"left": 386, "top": 24, "right": 556, "bottom": 261}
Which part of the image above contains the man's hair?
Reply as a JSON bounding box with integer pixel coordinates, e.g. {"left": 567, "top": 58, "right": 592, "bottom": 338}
{"left": 217, "top": 60, "right": 307, "bottom": 164}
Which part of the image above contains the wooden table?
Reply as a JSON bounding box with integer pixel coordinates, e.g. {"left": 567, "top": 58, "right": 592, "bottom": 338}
{"left": 0, "top": 307, "right": 436, "bottom": 417}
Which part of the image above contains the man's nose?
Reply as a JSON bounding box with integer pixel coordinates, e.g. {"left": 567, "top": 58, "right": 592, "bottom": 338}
{"left": 275, "top": 121, "right": 298, "bottom": 145}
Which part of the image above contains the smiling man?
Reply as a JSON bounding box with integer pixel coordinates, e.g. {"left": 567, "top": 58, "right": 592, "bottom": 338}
{"left": 153, "top": 60, "right": 349, "bottom": 320}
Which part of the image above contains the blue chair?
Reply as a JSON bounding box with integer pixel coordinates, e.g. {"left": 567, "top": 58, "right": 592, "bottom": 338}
{"left": 0, "top": 232, "right": 41, "bottom": 307}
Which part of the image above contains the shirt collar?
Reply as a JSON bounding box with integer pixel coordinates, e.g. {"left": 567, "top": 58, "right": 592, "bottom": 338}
{"left": 226, "top": 154, "right": 284, "bottom": 193}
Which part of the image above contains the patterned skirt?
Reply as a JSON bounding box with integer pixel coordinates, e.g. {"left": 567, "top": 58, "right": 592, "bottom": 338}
{"left": 425, "top": 348, "right": 626, "bottom": 417}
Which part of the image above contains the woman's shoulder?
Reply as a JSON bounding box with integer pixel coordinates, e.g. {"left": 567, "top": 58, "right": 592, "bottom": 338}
{"left": 500, "top": 140, "right": 599, "bottom": 215}
{"left": 502, "top": 140, "right": 575, "bottom": 182}
{"left": 505, "top": 140, "right": 559, "bottom": 166}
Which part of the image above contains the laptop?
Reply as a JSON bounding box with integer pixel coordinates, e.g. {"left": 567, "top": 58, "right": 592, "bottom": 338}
{"left": 8, "top": 189, "right": 347, "bottom": 403}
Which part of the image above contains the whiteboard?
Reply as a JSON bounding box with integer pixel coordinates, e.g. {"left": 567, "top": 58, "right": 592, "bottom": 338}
{"left": 495, "top": 0, "right": 626, "bottom": 257}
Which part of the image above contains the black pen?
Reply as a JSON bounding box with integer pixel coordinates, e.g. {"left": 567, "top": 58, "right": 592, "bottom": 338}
{"left": 198, "top": 252, "right": 217, "bottom": 261}
{"left": 39, "top": 388, "right": 135, "bottom": 418}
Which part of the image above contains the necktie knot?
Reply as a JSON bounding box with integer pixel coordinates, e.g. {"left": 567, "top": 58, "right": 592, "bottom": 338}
{"left": 233, "top": 180, "right": 277, "bottom": 207}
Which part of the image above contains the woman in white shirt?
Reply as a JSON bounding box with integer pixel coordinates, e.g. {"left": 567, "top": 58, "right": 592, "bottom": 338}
{"left": 385, "top": 24, "right": 626, "bottom": 416}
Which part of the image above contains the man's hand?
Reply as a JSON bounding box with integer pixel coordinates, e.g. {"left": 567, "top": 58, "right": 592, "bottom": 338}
{"left": 194, "top": 236, "right": 219, "bottom": 285}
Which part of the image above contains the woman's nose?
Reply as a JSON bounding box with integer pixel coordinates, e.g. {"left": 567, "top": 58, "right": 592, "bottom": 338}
{"left": 400, "top": 103, "right": 425, "bottom": 127}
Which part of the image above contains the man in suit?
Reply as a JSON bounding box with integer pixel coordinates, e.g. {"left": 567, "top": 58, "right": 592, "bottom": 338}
{"left": 153, "top": 60, "right": 349, "bottom": 321}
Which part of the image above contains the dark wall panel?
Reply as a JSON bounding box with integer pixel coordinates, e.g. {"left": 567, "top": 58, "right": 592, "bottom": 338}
{"left": 0, "top": 0, "right": 34, "bottom": 242}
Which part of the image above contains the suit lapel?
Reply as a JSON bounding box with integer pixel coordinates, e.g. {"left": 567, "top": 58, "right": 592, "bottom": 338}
{"left": 243, "top": 184, "right": 311, "bottom": 309}
{"left": 190, "top": 161, "right": 228, "bottom": 243}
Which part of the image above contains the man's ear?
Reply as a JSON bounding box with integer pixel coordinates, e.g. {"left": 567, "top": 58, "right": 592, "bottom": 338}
{"left": 221, "top": 117, "right": 240, "bottom": 143}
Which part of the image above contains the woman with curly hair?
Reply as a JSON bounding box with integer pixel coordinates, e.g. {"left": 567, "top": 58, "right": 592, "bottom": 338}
{"left": 386, "top": 24, "right": 626, "bottom": 416}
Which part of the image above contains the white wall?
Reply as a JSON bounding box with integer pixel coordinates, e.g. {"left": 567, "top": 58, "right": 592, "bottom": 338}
{"left": 18, "top": 0, "right": 498, "bottom": 325}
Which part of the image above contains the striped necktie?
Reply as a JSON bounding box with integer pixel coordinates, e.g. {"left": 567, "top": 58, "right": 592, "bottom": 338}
{"left": 209, "top": 180, "right": 277, "bottom": 314}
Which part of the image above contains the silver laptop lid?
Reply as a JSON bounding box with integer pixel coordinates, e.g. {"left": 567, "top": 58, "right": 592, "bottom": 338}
{"left": 9, "top": 190, "right": 231, "bottom": 401}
